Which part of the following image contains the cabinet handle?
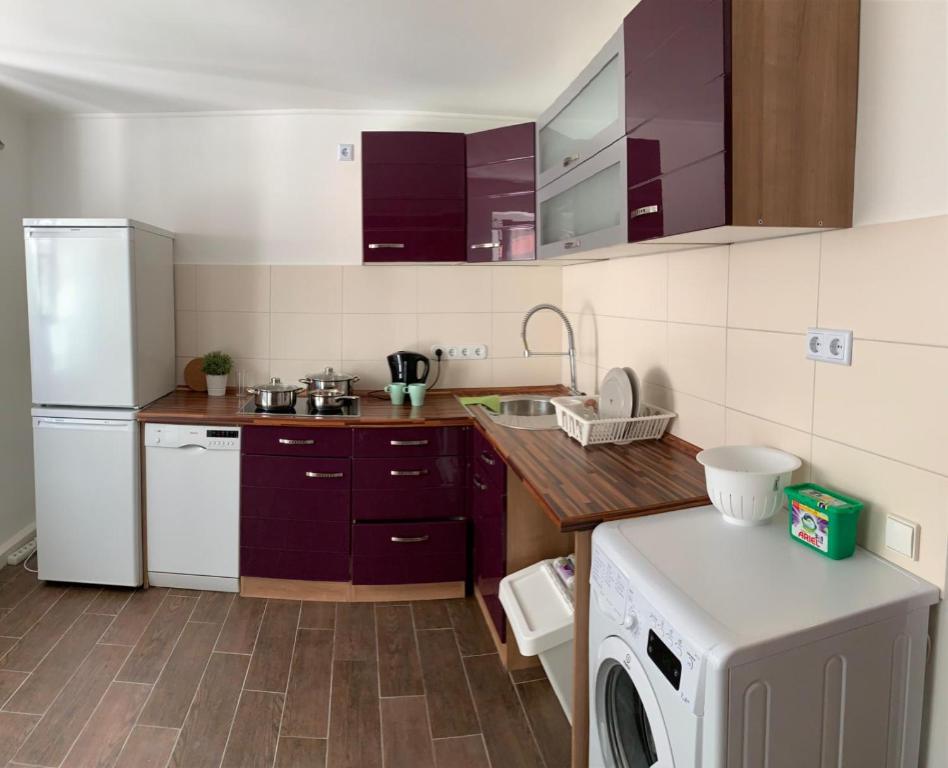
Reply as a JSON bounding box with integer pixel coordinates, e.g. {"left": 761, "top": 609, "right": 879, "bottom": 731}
{"left": 279, "top": 438, "right": 315, "bottom": 445}
{"left": 479, "top": 451, "right": 496, "bottom": 466}
{"left": 470, "top": 242, "right": 501, "bottom": 249}
{"left": 630, "top": 204, "right": 660, "bottom": 219}
{"left": 305, "top": 471, "right": 344, "bottom": 479}
{"left": 472, "top": 476, "right": 488, "bottom": 491}
{"left": 367, "top": 243, "right": 405, "bottom": 249}
{"left": 390, "top": 469, "right": 429, "bottom": 477}
{"left": 390, "top": 439, "right": 429, "bottom": 446}
{"left": 562, "top": 153, "right": 580, "bottom": 167}
{"left": 391, "top": 535, "right": 430, "bottom": 543}
{"left": 563, "top": 240, "right": 581, "bottom": 250}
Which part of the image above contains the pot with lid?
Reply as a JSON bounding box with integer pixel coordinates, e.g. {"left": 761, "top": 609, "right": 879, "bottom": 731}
{"left": 307, "top": 388, "right": 359, "bottom": 412}
{"left": 299, "top": 366, "right": 360, "bottom": 396}
{"left": 246, "top": 377, "right": 304, "bottom": 411}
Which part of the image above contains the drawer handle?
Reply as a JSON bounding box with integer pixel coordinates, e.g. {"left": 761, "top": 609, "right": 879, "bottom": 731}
{"left": 479, "top": 451, "right": 496, "bottom": 467}
{"left": 630, "top": 204, "right": 660, "bottom": 219}
{"left": 367, "top": 243, "right": 405, "bottom": 249}
{"left": 279, "top": 438, "right": 315, "bottom": 445}
{"left": 472, "top": 476, "right": 488, "bottom": 491}
{"left": 562, "top": 153, "right": 580, "bottom": 167}
{"left": 563, "top": 240, "right": 581, "bottom": 250}
{"left": 390, "top": 439, "right": 429, "bottom": 447}
{"left": 390, "top": 469, "right": 429, "bottom": 477}
{"left": 305, "top": 471, "right": 344, "bottom": 479}
{"left": 391, "top": 535, "right": 430, "bottom": 544}
{"left": 470, "top": 242, "right": 501, "bottom": 250}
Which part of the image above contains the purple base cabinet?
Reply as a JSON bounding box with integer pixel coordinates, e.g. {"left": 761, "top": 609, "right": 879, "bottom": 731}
{"left": 471, "top": 429, "right": 507, "bottom": 641}
{"left": 351, "top": 520, "right": 467, "bottom": 584}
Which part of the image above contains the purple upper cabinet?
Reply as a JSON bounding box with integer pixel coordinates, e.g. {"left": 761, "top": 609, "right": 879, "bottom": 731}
{"left": 466, "top": 122, "right": 536, "bottom": 263}
{"left": 362, "top": 131, "right": 466, "bottom": 263}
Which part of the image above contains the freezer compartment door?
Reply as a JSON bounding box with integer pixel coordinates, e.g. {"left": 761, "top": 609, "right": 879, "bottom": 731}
{"left": 32, "top": 415, "right": 142, "bottom": 586}
{"left": 26, "top": 227, "right": 137, "bottom": 407}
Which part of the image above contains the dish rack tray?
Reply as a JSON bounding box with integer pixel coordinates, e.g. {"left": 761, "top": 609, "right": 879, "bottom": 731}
{"left": 550, "top": 396, "right": 676, "bottom": 447}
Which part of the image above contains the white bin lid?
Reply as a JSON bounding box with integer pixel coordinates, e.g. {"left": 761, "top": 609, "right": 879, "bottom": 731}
{"left": 499, "top": 560, "right": 574, "bottom": 657}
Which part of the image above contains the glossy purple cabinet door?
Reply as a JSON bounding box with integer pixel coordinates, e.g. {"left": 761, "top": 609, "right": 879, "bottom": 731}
{"left": 472, "top": 472, "right": 506, "bottom": 641}
{"left": 363, "top": 132, "right": 465, "bottom": 165}
{"left": 242, "top": 426, "right": 352, "bottom": 458}
{"left": 353, "top": 427, "right": 463, "bottom": 457}
{"left": 351, "top": 487, "right": 465, "bottom": 521}
{"left": 352, "top": 520, "right": 467, "bottom": 584}
{"left": 466, "top": 122, "right": 537, "bottom": 262}
{"left": 352, "top": 456, "right": 463, "bottom": 490}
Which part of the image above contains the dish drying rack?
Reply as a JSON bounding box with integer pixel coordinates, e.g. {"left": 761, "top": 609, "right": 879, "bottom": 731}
{"left": 550, "top": 396, "right": 676, "bottom": 447}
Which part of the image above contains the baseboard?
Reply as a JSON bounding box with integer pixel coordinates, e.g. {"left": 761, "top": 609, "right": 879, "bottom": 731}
{"left": 0, "top": 522, "right": 36, "bottom": 566}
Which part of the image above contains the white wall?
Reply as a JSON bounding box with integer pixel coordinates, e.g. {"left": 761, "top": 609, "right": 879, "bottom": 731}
{"left": 28, "top": 110, "right": 517, "bottom": 265}
{"left": 0, "top": 93, "right": 35, "bottom": 556}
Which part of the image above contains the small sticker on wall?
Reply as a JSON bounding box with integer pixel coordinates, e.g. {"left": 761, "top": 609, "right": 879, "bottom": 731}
{"left": 337, "top": 144, "right": 355, "bottom": 161}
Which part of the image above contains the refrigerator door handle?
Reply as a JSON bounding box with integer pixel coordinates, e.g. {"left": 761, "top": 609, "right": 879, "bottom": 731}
{"left": 34, "top": 418, "right": 132, "bottom": 431}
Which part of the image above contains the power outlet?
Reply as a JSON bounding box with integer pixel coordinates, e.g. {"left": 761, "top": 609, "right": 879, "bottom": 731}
{"left": 430, "top": 344, "right": 488, "bottom": 360}
{"left": 806, "top": 328, "right": 853, "bottom": 365}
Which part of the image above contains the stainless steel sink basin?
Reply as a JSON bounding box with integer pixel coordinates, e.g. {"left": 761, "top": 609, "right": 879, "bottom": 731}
{"left": 483, "top": 396, "right": 559, "bottom": 431}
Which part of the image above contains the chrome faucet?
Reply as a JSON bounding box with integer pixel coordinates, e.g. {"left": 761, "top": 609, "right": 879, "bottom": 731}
{"left": 521, "top": 303, "right": 583, "bottom": 396}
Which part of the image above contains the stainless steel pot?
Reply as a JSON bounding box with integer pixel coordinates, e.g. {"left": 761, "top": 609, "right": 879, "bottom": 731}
{"left": 307, "top": 388, "right": 359, "bottom": 411}
{"left": 246, "top": 377, "right": 304, "bottom": 410}
{"left": 299, "top": 366, "right": 360, "bottom": 396}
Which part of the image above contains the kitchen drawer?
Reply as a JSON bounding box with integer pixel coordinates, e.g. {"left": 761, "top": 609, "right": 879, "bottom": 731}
{"left": 240, "top": 517, "right": 349, "bottom": 554}
{"left": 351, "top": 520, "right": 467, "bottom": 585}
{"left": 241, "top": 426, "right": 352, "bottom": 458}
{"left": 240, "top": 486, "right": 349, "bottom": 522}
{"left": 472, "top": 429, "right": 506, "bottom": 486}
{"left": 240, "top": 547, "right": 350, "bottom": 582}
{"left": 363, "top": 228, "right": 465, "bottom": 263}
{"left": 351, "top": 487, "right": 465, "bottom": 521}
{"left": 353, "top": 427, "right": 463, "bottom": 458}
{"left": 241, "top": 455, "right": 350, "bottom": 490}
{"left": 352, "top": 456, "right": 462, "bottom": 489}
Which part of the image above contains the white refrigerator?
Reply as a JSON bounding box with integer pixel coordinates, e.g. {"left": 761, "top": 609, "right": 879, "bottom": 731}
{"left": 25, "top": 219, "right": 175, "bottom": 586}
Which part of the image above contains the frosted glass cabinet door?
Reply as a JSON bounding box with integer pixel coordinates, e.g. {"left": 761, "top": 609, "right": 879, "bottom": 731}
{"left": 538, "top": 139, "right": 628, "bottom": 259}
{"left": 537, "top": 27, "right": 625, "bottom": 190}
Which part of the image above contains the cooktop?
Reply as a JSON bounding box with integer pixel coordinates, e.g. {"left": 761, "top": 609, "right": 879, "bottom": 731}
{"left": 238, "top": 396, "right": 361, "bottom": 419}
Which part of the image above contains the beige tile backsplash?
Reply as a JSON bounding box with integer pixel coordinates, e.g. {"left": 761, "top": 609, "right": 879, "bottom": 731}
{"left": 561, "top": 214, "right": 948, "bottom": 589}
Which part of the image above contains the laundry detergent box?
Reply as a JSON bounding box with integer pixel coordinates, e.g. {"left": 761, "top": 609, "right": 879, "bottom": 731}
{"left": 784, "top": 483, "right": 863, "bottom": 560}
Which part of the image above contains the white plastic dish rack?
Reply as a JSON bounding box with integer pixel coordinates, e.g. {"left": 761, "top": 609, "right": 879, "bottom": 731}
{"left": 550, "top": 396, "right": 676, "bottom": 447}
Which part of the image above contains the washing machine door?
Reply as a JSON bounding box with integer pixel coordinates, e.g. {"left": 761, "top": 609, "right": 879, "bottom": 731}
{"left": 595, "top": 636, "right": 674, "bottom": 768}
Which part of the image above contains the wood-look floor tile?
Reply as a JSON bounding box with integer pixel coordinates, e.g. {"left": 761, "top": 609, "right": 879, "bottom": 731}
{"left": 13, "top": 643, "right": 131, "bottom": 767}
{"left": 299, "top": 601, "right": 335, "bottom": 630}
{"left": 138, "top": 620, "right": 221, "bottom": 728}
{"left": 411, "top": 600, "right": 451, "bottom": 629}
{"left": 376, "top": 605, "right": 423, "bottom": 697}
{"left": 0, "top": 569, "right": 38, "bottom": 611}
{"left": 85, "top": 587, "right": 135, "bottom": 615}
{"left": 275, "top": 736, "right": 327, "bottom": 768}
{"left": 380, "top": 696, "right": 435, "bottom": 768}
{"left": 116, "top": 595, "right": 196, "bottom": 684}
{"left": 171, "top": 652, "right": 249, "bottom": 768}
{"left": 61, "top": 681, "right": 150, "bottom": 768}
{"left": 221, "top": 689, "right": 283, "bottom": 768}
{"left": 334, "top": 603, "right": 376, "bottom": 661}
{"left": 215, "top": 596, "right": 266, "bottom": 655}
{"left": 0, "top": 583, "right": 67, "bottom": 638}
{"left": 0, "top": 637, "right": 15, "bottom": 660}
{"left": 244, "top": 600, "right": 300, "bottom": 692}
{"left": 1, "top": 587, "right": 101, "bottom": 672}
{"left": 4, "top": 612, "right": 113, "bottom": 714}
{"left": 281, "top": 629, "right": 332, "bottom": 738}
{"left": 415, "top": 629, "right": 480, "bottom": 738}
{"left": 0, "top": 712, "right": 40, "bottom": 764}
{"left": 510, "top": 665, "right": 547, "bottom": 684}
{"left": 0, "top": 671, "right": 27, "bottom": 707}
{"left": 327, "top": 659, "right": 381, "bottom": 768}
{"left": 446, "top": 599, "right": 494, "bottom": 656}
{"left": 463, "top": 654, "right": 544, "bottom": 768}
{"left": 517, "top": 678, "right": 571, "bottom": 768}
{"left": 99, "top": 587, "right": 169, "bottom": 646}
{"left": 169, "top": 588, "right": 202, "bottom": 597}
{"left": 114, "top": 725, "right": 179, "bottom": 768}
{"left": 0, "top": 566, "right": 19, "bottom": 584}
{"left": 191, "top": 591, "right": 235, "bottom": 624}
{"left": 432, "top": 735, "right": 491, "bottom": 768}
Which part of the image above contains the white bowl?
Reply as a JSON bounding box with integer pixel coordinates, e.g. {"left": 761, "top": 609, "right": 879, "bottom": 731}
{"left": 696, "top": 445, "right": 802, "bottom": 526}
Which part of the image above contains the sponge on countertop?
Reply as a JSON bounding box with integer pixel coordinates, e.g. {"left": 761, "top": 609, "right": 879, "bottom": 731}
{"left": 458, "top": 395, "right": 501, "bottom": 413}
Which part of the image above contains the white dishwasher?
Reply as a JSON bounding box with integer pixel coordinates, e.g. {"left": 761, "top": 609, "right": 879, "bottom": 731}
{"left": 145, "top": 423, "right": 241, "bottom": 592}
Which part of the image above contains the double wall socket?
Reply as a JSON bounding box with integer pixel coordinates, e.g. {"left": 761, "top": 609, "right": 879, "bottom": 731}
{"left": 806, "top": 328, "right": 853, "bottom": 365}
{"left": 430, "top": 344, "right": 488, "bottom": 361}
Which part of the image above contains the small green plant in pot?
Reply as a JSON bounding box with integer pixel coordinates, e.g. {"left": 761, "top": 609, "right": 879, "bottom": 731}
{"left": 202, "top": 350, "right": 233, "bottom": 396}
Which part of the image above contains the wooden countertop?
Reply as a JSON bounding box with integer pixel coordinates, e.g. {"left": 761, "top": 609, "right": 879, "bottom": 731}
{"left": 139, "top": 386, "right": 710, "bottom": 531}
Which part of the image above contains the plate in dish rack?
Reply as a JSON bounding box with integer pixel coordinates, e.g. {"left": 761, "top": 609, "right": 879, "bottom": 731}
{"left": 599, "top": 367, "right": 635, "bottom": 419}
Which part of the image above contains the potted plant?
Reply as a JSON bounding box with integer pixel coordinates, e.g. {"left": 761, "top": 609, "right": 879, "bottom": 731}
{"left": 202, "top": 350, "right": 233, "bottom": 396}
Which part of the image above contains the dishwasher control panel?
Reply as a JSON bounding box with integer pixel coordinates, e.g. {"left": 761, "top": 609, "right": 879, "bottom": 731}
{"left": 144, "top": 423, "right": 241, "bottom": 449}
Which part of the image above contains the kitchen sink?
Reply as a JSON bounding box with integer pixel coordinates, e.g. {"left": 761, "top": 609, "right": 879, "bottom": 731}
{"left": 484, "top": 396, "right": 560, "bottom": 430}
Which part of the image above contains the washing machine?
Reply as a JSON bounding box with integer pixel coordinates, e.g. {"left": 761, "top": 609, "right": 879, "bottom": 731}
{"left": 589, "top": 504, "right": 938, "bottom": 768}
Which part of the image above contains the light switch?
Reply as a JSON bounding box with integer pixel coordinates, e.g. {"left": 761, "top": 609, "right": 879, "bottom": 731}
{"left": 885, "top": 515, "right": 918, "bottom": 559}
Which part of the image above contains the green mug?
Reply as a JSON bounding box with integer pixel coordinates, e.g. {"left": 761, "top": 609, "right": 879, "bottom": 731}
{"left": 407, "top": 383, "right": 427, "bottom": 407}
{"left": 384, "top": 383, "right": 409, "bottom": 405}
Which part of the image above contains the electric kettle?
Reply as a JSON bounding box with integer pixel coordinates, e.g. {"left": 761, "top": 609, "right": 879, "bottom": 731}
{"left": 387, "top": 351, "right": 430, "bottom": 384}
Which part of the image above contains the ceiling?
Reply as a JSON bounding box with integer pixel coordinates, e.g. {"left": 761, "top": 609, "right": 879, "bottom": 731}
{"left": 0, "top": 0, "right": 632, "bottom": 116}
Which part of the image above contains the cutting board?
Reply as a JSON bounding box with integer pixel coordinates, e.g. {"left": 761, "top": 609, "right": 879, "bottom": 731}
{"left": 183, "top": 358, "right": 207, "bottom": 391}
